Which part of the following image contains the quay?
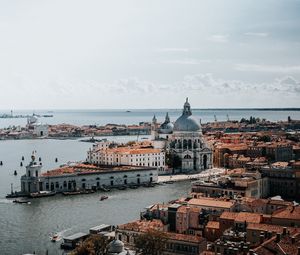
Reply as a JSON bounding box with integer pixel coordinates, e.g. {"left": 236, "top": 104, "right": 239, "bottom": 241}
{"left": 158, "top": 168, "right": 225, "bottom": 183}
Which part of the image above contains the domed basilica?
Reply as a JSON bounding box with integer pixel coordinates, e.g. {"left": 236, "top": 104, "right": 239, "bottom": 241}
{"left": 151, "top": 98, "right": 212, "bottom": 172}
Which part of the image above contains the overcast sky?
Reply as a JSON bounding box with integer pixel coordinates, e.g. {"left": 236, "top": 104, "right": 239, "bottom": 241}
{"left": 0, "top": 0, "right": 300, "bottom": 109}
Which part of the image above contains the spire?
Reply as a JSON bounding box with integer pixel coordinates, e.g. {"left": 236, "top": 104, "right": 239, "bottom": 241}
{"left": 182, "top": 98, "right": 192, "bottom": 116}
{"left": 152, "top": 114, "right": 157, "bottom": 123}
{"left": 165, "top": 112, "right": 170, "bottom": 123}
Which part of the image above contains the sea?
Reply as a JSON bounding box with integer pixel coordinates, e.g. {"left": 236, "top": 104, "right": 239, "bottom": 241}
{"left": 1, "top": 109, "right": 300, "bottom": 128}
{"left": 0, "top": 109, "right": 299, "bottom": 255}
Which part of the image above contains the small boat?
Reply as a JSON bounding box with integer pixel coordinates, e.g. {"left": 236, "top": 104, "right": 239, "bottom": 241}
{"left": 129, "top": 185, "right": 138, "bottom": 189}
{"left": 13, "top": 199, "right": 31, "bottom": 204}
{"left": 117, "top": 185, "right": 127, "bottom": 190}
{"left": 29, "top": 191, "right": 56, "bottom": 198}
{"left": 100, "top": 186, "right": 110, "bottom": 192}
{"left": 51, "top": 233, "right": 60, "bottom": 242}
{"left": 100, "top": 196, "right": 108, "bottom": 201}
{"left": 62, "top": 191, "right": 81, "bottom": 196}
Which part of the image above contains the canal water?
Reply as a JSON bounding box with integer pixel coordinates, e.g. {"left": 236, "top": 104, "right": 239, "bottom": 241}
{"left": 0, "top": 136, "right": 191, "bottom": 255}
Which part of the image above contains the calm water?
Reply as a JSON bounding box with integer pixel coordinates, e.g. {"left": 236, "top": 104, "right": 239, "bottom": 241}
{"left": 0, "top": 136, "right": 191, "bottom": 255}
{"left": 0, "top": 109, "right": 299, "bottom": 128}
{"left": 0, "top": 110, "right": 299, "bottom": 254}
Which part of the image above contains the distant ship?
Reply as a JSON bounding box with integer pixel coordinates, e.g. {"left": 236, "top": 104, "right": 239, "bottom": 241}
{"left": 42, "top": 114, "right": 53, "bottom": 117}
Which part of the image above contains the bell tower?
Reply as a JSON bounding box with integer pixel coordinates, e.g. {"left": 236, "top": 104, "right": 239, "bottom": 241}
{"left": 151, "top": 115, "right": 159, "bottom": 140}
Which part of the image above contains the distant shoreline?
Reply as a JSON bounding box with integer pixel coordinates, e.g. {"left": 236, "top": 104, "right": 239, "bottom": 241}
{"left": 1, "top": 108, "right": 300, "bottom": 112}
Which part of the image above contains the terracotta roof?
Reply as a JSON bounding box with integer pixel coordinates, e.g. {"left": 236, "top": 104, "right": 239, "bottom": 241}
{"left": 42, "top": 163, "right": 155, "bottom": 177}
{"left": 118, "top": 219, "right": 164, "bottom": 232}
{"left": 247, "top": 223, "right": 300, "bottom": 233}
{"left": 118, "top": 220, "right": 204, "bottom": 243}
{"left": 220, "top": 212, "right": 263, "bottom": 224}
{"left": 177, "top": 206, "right": 201, "bottom": 214}
{"left": 220, "top": 212, "right": 238, "bottom": 220}
{"left": 188, "top": 198, "right": 234, "bottom": 209}
{"left": 272, "top": 206, "right": 300, "bottom": 220}
{"left": 206, "top": 221, "right": 220, "bottom": 229}
{"left": 235, "top": 212, "right": 262, "bottom": 224}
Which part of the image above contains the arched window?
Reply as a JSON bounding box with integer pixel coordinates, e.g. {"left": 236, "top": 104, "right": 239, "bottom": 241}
{"left": 184, "top": 154, "right": 192, "bottom": 159}
{"left": 123, "top": 175, "right": 127, "bottom": 178}
{"left": 81, "top": 178, "right": 86, "bottom": 182}
{"left": 110, "top": 176, "right": 114, "bottom": 179}
{"left": 188, "top": 139, "right": 192, "bottom": 149}
{"left": 96, "top": 177, "right": 100, "bottom": 180}
{"left": 183, "top": 139, "right": 187, "bottom": 148}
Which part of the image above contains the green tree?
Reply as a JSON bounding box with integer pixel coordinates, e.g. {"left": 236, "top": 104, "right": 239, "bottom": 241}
{"left": 165, "top": 152, "right": 181, "bottom": 170}
{"left": 71, "top": 235, "right": 110, "bottom": 255}
{"left": 135, "top": 229, "right": 169, "bottom": 255}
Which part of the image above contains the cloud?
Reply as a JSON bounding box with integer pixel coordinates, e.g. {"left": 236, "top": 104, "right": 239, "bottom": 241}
{"left": 207, "top": 34, "right": 229, "bottom": 43}
{"left": 244, "top": 32, "right": 269, "bottom": 37}
{"left": 156, "top": 48, "right": 189, "bottom": 52}
{"left": 235, "top": 64, "right": 300, "bottom": 73}
{"left": 84, "top": 74, "right": 300, "bottom": 96}
{"left": 161, "top": 59, "right": 210, "bottom": 65}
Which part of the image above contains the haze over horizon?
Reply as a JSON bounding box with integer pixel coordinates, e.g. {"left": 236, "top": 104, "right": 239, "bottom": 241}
{"left": 0, "top": 0, "right": 300, "bottom": 109}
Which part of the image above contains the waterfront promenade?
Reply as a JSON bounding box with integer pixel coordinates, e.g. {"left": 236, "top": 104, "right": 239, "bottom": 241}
{"left": 158, "top": 168, "right": 225, "bottom": 183}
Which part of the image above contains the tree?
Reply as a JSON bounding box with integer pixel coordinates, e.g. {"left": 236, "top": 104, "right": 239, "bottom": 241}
{"left": 165, "top": 151, "right": 181, "bottom": 170}
{"left": 71, "top": 235, "right": 110, "bottom": 255}
{"left": 135, "top": 229, "right": 169, "bottom": 255}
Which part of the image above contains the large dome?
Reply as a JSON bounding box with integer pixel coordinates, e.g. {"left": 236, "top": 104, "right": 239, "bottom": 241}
{"left": 174, "top": 115, "right": 201, "bottom": 132}
{"left": 173, "top": 98, "right": 201, "bottom": 132}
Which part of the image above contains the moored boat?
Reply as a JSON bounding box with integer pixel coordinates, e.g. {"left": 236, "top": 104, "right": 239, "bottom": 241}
{"left": 13, "top": 198, "right": 31, "bottom": 204}
{"left": 29, "top": 191, "right": 56, "bottom": 198}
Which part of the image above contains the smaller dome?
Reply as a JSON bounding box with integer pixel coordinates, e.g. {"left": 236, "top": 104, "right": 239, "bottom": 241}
{"left": 160, "top": 122, "right": 174, "bottom": 134}
{"left": 108, "top": 239, "right": 124, "bottom": 253}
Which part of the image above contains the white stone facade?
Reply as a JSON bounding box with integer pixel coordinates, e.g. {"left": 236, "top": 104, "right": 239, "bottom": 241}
{"left": 21, "top": 160, "right": 158, "bottom": 194}
{"left": 87, "top": 148, "right": 165, "bottom": 170}
{"left": 152, "top": 99, "right": 213, "bottom": 173}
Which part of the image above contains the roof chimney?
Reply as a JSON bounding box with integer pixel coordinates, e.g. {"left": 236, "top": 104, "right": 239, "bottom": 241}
{"left": 276, "top": 233, "right": 281, "bottom": 242}
{"left": 292, "top": 237, "right": 295, "bottom": 244}
{"left": 283, "top": 227, "right": 287, "bottom": 236}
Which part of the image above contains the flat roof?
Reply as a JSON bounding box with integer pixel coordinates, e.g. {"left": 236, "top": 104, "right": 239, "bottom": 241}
{"left": 64, "top": 232, "right": 88, "bottom": 241}
{"left": 89, "top": 224, "right": 111, "bottom": 231}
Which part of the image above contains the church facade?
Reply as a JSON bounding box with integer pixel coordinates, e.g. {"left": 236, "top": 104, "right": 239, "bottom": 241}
{"left": 151, "top": 98, "right": 212, "bottom": 173}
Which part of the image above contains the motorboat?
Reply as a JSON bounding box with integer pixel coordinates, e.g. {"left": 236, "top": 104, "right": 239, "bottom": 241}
{"left": 51, "top": 233, "right": 60, "bottom": 242}
{"left": 100, "top": 195, "right": 108, "bottom": 201}
{"left": 29, "top": 191, "right": 56, "bottom": 198}
{"left": 13, "top": 199, "right": 31, "bottom": 204}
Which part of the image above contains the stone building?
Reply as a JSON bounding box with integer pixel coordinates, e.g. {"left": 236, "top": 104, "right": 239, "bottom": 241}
{"left": 152, "top": 98, "right": 212, "bottom": 172}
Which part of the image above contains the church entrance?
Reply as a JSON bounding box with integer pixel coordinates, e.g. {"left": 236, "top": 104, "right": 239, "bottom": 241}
{"left": 203, "top": 155, "right": 208, "bottom": 169}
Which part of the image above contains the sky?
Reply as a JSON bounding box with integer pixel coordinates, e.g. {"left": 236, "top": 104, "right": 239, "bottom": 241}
{"left": 0, "top": 0, "right": 300, "bottom": 109}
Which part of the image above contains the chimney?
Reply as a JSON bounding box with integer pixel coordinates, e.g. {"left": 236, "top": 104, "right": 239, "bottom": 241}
{"left": 283, "top": 227, "right": 287, "bottom": 236}
{"left": 276, "top": 233, "right": 281, "bottom": 242}
{"left": 260, "top": 234, "right": 265, "bottom": 244}
{"left": 292, "top": 237, "right": 295, "bottom": 244}
{"left": 267, "top": 231, "right": 272, "bottom": 239}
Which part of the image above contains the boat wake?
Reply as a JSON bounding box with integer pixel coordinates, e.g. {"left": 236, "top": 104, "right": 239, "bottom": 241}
{"left": 0, "top": 199, "right": 13, "bottom": 204}
{"left": 49, "top": 227, "right": 72, "bottom": 242}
